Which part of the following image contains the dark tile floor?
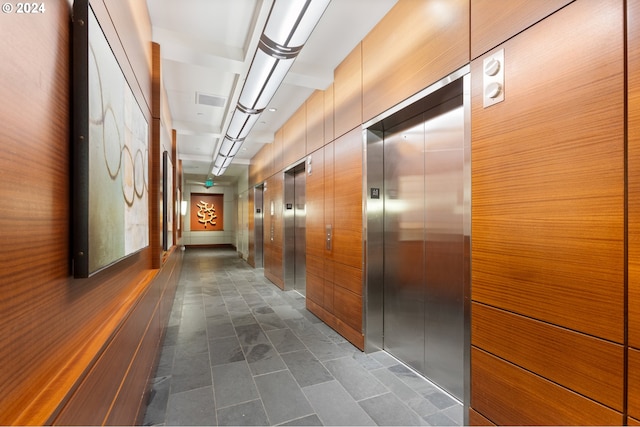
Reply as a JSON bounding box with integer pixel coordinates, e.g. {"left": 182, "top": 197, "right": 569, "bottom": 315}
{"left": 143, "top": 248, "right": 463, "bottom": 426}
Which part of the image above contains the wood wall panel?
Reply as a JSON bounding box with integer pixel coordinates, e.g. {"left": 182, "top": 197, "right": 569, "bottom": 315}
{"left": 306, "top": 148, "right": 324, "bottom": 259}
{"left": 54, "top": 273, "right": 159, "bottom": 425}
{"left": 469, "top": 409, "right": 495, "bottom": 426}
{"left": 324, "top": 83, "right": 335, "bottom": 144}
{"left": 362, "top": 0, "right": 469, "bottom": 124}
{"left": 470, "top": 0, "right": 573, "bottom": 60}
{"left": 629, "top": 0, "right": 640, "bottom": 350}
{"left": 471, "top": 348, "right": 622, "bottom": 425}
{"left": 0, "top": 0, "right": 178, "bottom": 423}
{"left": 471, "top": 0, "right": 624, "bottom": 342}
{"left": 306, "top": 256, "right": 324, "bottom": 306}
{"left": 630, "top": 348, "right": 640, "bottom": 419}
{"left": 334, "top": 43, "right": 362, "bottom": 138}
{"left": 332, "top": 128, "right": 363, "bottom": 270}
{"left": 333, "top": 285, "right": 362, "bottom": 333}
{"left": 630, "top": 417, "right": 640, "bottom": 427}
{"left": 306, "top": 90, "right": 324, "bottom": 154}
{"left": 472, "top": 303, "right": 624, "bottom": 410}
{"left": 323, "top": 259, "right": 335, "bottom": 314}
{"left": 333, "top": 263, "right": 362, "bottom": 296}
{"left": 324, "top": 142, "right": 335, "bottom": 261}
{"left": 249, "top": 143, "right": 272, "bottom": 186}
{"left": 283, "top": 103, "right": 306, "bottom": 167}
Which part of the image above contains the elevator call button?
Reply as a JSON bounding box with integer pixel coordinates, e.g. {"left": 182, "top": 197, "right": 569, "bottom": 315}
{"left": 371, "top": 188, "right": 380, "bottom": 199}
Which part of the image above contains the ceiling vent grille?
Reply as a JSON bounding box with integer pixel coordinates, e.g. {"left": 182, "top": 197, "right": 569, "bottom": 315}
{"left": 196, "top": 92, "right": 226, "bottom": 108}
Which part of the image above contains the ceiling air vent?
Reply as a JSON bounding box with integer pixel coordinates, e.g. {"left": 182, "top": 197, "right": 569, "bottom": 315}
{"left": 196, "top": 92, "right": 226, "bottom": 108}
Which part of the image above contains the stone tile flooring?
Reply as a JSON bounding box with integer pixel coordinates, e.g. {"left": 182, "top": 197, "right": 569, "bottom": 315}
{"left": 143, "top": 248, "right": 463, "bottom": 426}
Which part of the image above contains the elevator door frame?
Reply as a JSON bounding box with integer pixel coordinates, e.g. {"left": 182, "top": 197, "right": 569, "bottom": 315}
{"left": 363, "top": 66, "right": 471, "bottom": 422}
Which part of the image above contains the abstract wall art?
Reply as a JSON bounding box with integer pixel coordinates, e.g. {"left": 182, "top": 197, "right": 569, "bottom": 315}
{"left": 190, "top": 193, "right": 224, "bottom": 232}
{"left": 72, "top": 0, "right": 149, "bottom": 277}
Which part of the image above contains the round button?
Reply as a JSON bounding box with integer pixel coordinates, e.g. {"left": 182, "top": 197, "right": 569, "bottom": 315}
{"left": 484, "top": 58, "right": 501, "bottom": 76}
{"left": 485, "top": 82, "right": 502, "bottom": 99}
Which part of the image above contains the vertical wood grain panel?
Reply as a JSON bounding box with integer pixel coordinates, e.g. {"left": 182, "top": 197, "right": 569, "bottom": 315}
{"left": 324, "top": 83, "right": 335, "bottom": 144}
{"left": 324, "top": 142, "right": 335, "bottom": 262}
{"left": 471, "top": 0, "right": 624, "bottom": 342}
{"left": 472, "top": 302, "right": 624, "bottom": 410}
{"left": 306, "top": 90, "right": 324, "bottom": 154}
{"left": 471, "top": 348, "right": 622, "bottom": 425}
{"left": 152, "top": 43, "right": 161, "bottom": 119}
{"left": 334, "top": 43, "right": 362, "bottom": 138}
{"left": 333, "top": 285, "right": 362, "bottom": 333}
{"left": 332, "top": 128, "right": 363, "bottom": 270}
{"left": 306, "top": 148, "right": 324, "bottom": 260}
{"left": 628, "top": 0, "right": 640, "bottom": 350}
{"left": 0, "top": 0, "right": 178, "bottom": 424}
{"left": 470, "top": 0, "right": 573, "bottom": 60}
{"left": 323, "top": 259, "right": 335, "bottom": 314}
{"left": 283, "top": 103, "right": 306, "bottom": 167}
{"left": 362, "top": 0, "right": 469, "bottom": 124}
{"left": 306, "top": 256, "right": 324, "bottom": 306}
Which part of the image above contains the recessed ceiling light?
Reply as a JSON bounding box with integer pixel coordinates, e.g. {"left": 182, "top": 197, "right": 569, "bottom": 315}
{"left": 268, "top": 107, "right": 277, "bottom": 112}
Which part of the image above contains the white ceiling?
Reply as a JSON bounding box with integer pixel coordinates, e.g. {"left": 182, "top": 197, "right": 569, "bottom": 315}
{"left": 146, "top": 0, "right": 398, "bottom": 186}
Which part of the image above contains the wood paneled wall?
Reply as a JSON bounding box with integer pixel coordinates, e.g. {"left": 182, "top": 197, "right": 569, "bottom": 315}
{"left": 334, "top": 44, "right": 362, "bottom": 138}
{"left": 362, "top": 0, "right": 469, "bottom": 123}
{"left": 0, "top": 0, "right": 181, "bottom": 424}
{"left": 247, "top": 1, "right": 639, "bottom": 423}
{"left": 629, "top": 0, "right": 640, "bottom": 422}
{"left": 470, "top": 0, "right": 573, "bottom": 60}
{"left": 470, "top": 0, "right": 625, "bottom": 423}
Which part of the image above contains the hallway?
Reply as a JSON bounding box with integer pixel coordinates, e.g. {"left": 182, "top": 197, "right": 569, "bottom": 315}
{"left": 143, "top": 248, "right": 462, "bottom": 426}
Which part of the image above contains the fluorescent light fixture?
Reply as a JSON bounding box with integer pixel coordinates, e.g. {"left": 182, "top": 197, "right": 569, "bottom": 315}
{"left": 239, "top": 49, "right": 295, "bottom": 112}
{"left": 181, "top": 200, "right": 187, "bottom": 216}
{"left": 227, "top": 108, "right": 261, "bottom": 139}
{"left": 212, "top": 0, "right": 331, "bottom": 176}
{"left": 219, "top": 137, "right": 244, "bottom": 158}
{"left": 264, "top": 0, "right": 331, "bottom": 47}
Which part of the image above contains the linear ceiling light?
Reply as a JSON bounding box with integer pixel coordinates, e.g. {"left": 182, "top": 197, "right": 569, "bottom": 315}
{"left": 212, "top": 0, "right": 330, "bottom": 176}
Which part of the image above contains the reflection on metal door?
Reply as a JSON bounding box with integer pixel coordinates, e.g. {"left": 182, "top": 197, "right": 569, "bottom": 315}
{"left": 254, "top": 185, "right": 264, "bottom": 268}
{"left": 284, "top": 163, "right": 306, "bottom": 295}
{"left": 367, "top": 74, "right": 469, "bottom": 402}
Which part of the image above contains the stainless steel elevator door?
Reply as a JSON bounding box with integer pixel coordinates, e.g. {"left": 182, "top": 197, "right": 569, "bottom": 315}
{"left": 383, "top": 96, "right": 465, "bottom": 400}
{"left": 383, "top": 115, "right": 426, "bottom": 372}
{"left": 294, "top": 168, "right": 306, "bottom": 295}
{"left": 254, "top": 185, "right": 264, "bottom": 268}
{"left": 284, "top": 164, "right": 306, "bottom": 294}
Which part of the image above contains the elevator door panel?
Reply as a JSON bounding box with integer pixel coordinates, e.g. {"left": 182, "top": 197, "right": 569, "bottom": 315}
{"left": 383, "top": 97, "right": 465, "bottom": 401}
{"left": 254, "top": 185, "right": 264, "bottom": 268}
{"left": 383, "top": 116, "right": 426, "bottom": 372}
{"left": 294, "top": 168, "right": 306, "bottom": 295}
{"left": 423, "top": 105, "right": 465, "bottom": 400}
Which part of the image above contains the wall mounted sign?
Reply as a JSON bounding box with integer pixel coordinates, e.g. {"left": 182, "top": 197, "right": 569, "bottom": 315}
{"left": 190, "top": 193, "right": 224, "bottom": 231}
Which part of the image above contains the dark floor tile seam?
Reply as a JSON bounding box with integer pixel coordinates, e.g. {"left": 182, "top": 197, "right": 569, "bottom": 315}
{"left": 213, "top": 395, "right": 268, "bottom": 413}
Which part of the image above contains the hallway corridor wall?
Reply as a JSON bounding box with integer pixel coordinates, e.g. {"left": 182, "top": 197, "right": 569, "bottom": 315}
{"left": 248, "top": 0, "right": 639, "bottom": 424}
{"left": 0, "top": 0, "right": 182, "bottom": 424}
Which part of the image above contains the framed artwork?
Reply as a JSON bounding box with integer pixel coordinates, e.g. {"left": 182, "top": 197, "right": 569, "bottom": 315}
{"left": 72, "top": 0, "right": 149, "bottom": 277}
{"left": 190, "top": 193, "right": 224, "bottom": 231}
